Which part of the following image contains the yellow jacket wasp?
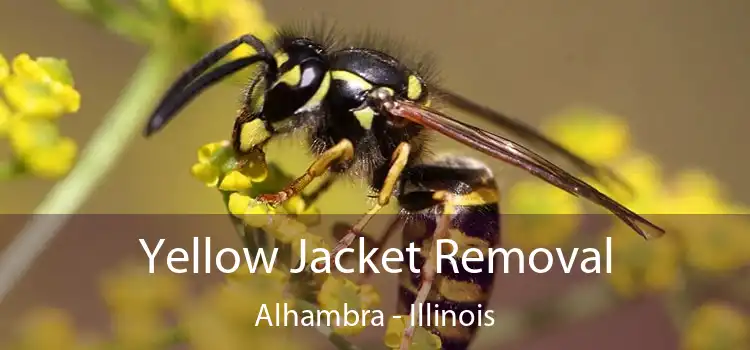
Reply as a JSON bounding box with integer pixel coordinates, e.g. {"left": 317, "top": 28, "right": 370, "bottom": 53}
{"left": 144, "top": 24, "right": 665, "bottom": 350}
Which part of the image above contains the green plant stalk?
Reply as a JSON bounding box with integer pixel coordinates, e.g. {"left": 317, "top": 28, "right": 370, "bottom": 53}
{"left": 0, "top": 49, "right": 174, "bottom": 304}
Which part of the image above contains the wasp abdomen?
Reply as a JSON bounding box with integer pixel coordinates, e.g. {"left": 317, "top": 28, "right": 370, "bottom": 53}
{"left": 397, "top": 157, "right": 500, "bottom": 350}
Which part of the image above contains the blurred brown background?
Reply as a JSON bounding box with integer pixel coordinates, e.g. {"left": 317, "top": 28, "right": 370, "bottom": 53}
{"left": 1, "top": 0, "right": 748, "bottom": 349}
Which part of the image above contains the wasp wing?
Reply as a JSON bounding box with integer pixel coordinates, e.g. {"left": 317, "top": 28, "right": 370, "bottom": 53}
{"left": 434, "top": 87, "right": 633, "bottom": 195}
{"left": 383, "top": 98, "right": 665, "bottom": 239}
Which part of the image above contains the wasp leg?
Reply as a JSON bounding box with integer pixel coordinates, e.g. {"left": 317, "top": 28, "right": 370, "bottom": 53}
{"left": 328, "top": 142, "right": 411, "bottom": 258}
{"left": 257, "top": 139, "right": 355, "bottom": 205}
{"left": 352, "top": 216, "right": 404, "bottom": 284}
{"left": 302, "top": 172, "right": 341, "bottom": 207}
{"left": 400, "top": 194, "right": 454, "bottom": 350}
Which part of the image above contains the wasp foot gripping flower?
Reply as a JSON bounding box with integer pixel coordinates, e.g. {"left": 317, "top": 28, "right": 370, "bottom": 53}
{"left": 385, "top": 316, "right": 442, "bottom": 350}
{"left": 683, "top": 302, "right": 748, "bottom": 350}
{"left": 191, "top": 140, "right": 322, "bottom": 243}
{"left": 317, "top": 276, "right": 382, "bottom": 335}
{"left": 190, "top": 141, "right": 268, "bottom": 191}
{"left": 0, "top": 53, "right": 80, "bottom": 180}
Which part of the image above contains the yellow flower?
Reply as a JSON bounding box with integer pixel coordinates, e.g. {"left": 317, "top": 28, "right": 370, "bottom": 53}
{"left": 542, "top": 108, "right": 631, "bottom": 163}
{"left": 190, "top": 162, "right": 220, "bottom": 186}
{"left": 0, "top": 98, "right": 12, "bottom": 135}
{"left": 7, "top": 118, "right": 78, "bottom": 178}
{"left": 504, "top": 180, "right": 582, "bottom": 249}
{"left": 227, "top": 266, "right": 290, "bottom": 286}
{"left": 665, "top": 169, "right": 729, "bottom": 214}
{"left": 605, "top": 226, "right": 681, "bottom": 298}
{"left": 219, "top": 0, "right": 277, "bottom": 60}
{"left": 183, "top": 270, "right": 299, "bottom": 350}
{"left": 283, "top": 195, "right": 322, "bottom": 226}
{"left": 317, "top": 276, "right": 381, "bottom": 335}
{"left": 218, "top": 170, "right": 252, "bottom": 191}
{"left": 22, "top": 136, "right": 77, "bottom": 178}
{"left": 384, "top": 316, "right": 442, "bottom": 350}
{"left": 190, "top": 141, "right": 267, "bottom": 190}
{"left": 4, "top": 54, "right": 80, "bottom": 118}
{"left": 270, "top": 216, "right": 308, "bottom": 243}
{"left": 0, "top": 53, "right": 8, "bottom": 85}
{"left": 102, "top": 264, "right": 185, "bottom": 313}
{"left": 227, "top": 192, "right": 278, "bottom": 227}
{"left": 15, "top": 308, "right": 79, "bottom": 350}
{"left": 679, "top": 215, "right": 750, "bottom": 272}
{"left": 292, "top": 232, "right": 331, "bottom": 267}
{"left": 683, "top": 302, "right": 748, "bottom": 350}
{"left": 111, "top": 308, "right": 164, "bottom": 349}
{"left": 197, "top": 140, "right": 226, "bottom": 163}
{"left": 168, "top": 0, "right": 227, "bottom": 23}
{"left": 598, "top": 152, "right": 665, "bottom": 212}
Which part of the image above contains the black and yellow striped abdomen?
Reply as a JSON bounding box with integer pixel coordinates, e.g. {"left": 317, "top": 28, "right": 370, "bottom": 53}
{"left": 396, "top": 157, "right": 501, "bottom": 350}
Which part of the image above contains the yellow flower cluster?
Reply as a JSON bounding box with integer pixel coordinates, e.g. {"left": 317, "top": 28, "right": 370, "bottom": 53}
{"left": 683, "top": 302, "right": 748, "bottom": 350}
{"left": 189, "top": 140, "right": 440, "bottom": 347}
{"left": 508, "top": 108, "right": 750, "bottom": 297}
{"left": 168, "top": 0, "right": 277, "bottom": 59}
{"left": 102, "top": 264, "right": 185, "bottom": 349}
{"left": 604, "top": 225, "right": 682, "bottom": 298}
{"left": 190, "top": 141, "right": 386, "bottom": 339}
{"left": 0, "top": 53, "right": 80, "bottom": 179}
{"left": 7, "top": 308, "right": 100, "bottom": 350}
{"left": 183, "top": 267, "right": 300, "bottom": 350}
{"left": 317, "top": 276, "right": 381, "bottom": 335}
{"left": 5, "top": 263, "right": 307, "bottom": 350}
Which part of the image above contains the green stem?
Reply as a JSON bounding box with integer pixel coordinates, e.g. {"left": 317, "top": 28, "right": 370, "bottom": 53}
{"left": 0, "top": 50, "right": 174, "bottom": 304}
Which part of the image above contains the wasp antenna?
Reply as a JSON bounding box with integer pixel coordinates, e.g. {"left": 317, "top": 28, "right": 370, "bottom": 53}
{"left": 145, "top": 56, "right": 272, "bottom": 136}
{"left": 144, "top": 35, "right": 276, "bottom": 137}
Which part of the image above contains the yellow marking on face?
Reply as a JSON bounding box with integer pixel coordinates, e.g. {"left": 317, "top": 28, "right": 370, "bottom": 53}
{"left": 239, "top": 119, "right": 271, "bottom": 152}
{"left": 407, "top": 75, "right": 423, "bottom": 100}
{"left": 274, "top": 51, "right": 289, "bottom": 67}
{"left": 250, "top": 93, "right": 265, "bottom": 114}
{"left": 353, "top": 107, "right": 376, "bottom": 129}
{"left": 248, "top": 80, "right": 266, "bottom": 114}
{"left": 331, "top": 70, "right": 373, "bottom": 90}
{"left": 276, "top": 65, "right": 301, "bottom": 87}
{"left": 299, "top": 73, "right": 331, "bottom": 111}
